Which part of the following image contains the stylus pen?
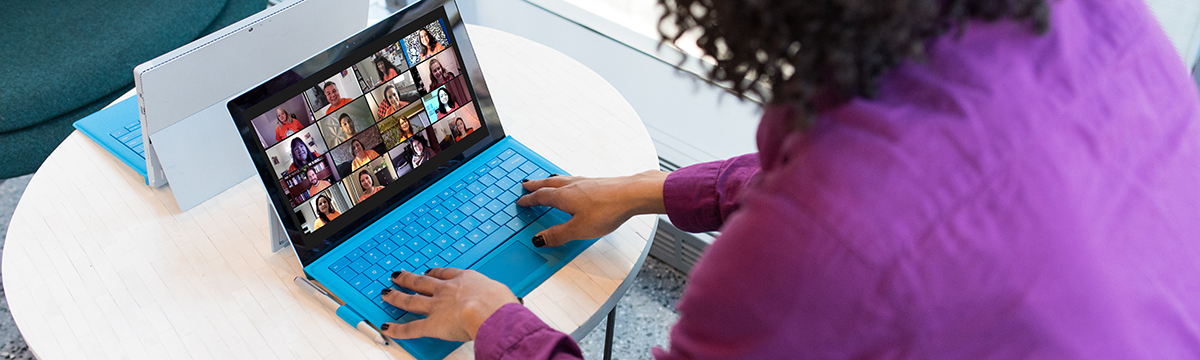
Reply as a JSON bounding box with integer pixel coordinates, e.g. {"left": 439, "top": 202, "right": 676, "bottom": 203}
{"left": 293, "top": 277, "right": 388, "bottom": 346}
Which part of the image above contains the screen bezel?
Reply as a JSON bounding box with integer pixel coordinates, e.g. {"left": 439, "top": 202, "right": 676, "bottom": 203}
{"left": 227, "top": 0, "right": 507, "bottom": 266}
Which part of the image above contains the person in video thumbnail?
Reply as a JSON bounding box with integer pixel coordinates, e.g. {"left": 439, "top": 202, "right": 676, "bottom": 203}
{"left": 451, "top": 117, "right": 473, "bottom": 141}
{"left": 338, "top": 114, "right": 358, "bottom": 142}
{"left": 287, "top": 138, "right": 321, "bottom": 173}
{"left": 323, "top": 82, "right": 354, "bottom": 115}
{"left": 408, "top": 134, "right": 433, "bottom": 167}
{"left": 434, "top": 88, "right": 458, "bottom": 117}
{"left": 398, "top": 116, "right": 417, "bottom": 140}
{"left": 429, "top": 59, "right": 454, "bottom": 87}
{"left": 350, "top": 139, "right": 379, "bottom": 170}
{"left": 305, "top": 168, "right": 331, "bottom": 196}
{"left": 357, "top": 170, "right": 384, "bottom": 202}
{"left": 313, "top": 194, "right": 339, "bottom": 230}
{"left": 376, "top": 85, "right": 409, "bottom": 119}
{"left": 374, "top": 56, "right": 399, "bottom": 84}
{"left": 274, "top": 108, "right": 304, "bottom": 142}
{"left": 419, "top": 28, "right": 445, "bottom": 60}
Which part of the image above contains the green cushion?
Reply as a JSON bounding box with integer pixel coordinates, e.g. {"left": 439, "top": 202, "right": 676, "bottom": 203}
{"left": 0, "top": 0, "right": 267, "bottom": 178}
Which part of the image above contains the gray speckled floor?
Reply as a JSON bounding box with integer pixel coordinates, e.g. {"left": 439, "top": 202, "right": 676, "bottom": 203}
{"left": 0, "top": 173, "right": 685, "bottom": 359}
{"left": 0, "top": 174, "right": 35, "bottom": 360}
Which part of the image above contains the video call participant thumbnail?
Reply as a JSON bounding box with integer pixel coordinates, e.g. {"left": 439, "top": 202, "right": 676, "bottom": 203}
{"left": 349, "top": 156, "right": 396, "bottom": 204}
{"left": 322, "top": 81, "right": 355, "bottom": 116}
{"left": 404, "top": 22, "right": 450, "bottom": 65}
{"left": 266, "top": 124, "right": 330, "bottom": 178}
{"left": 250, "top": 95, "right": 313, "bottom": 148}
{"left": 406, "top": 134, "right": 435, "bottom": 168}
{"left": 319, "top": 99, "right": 374, "bottom": 149}
{"left": 311, "top": 193, "right": 340, "bottom": 230}
{"left": 416, "top": 47, "right": 460, "bottom": 93}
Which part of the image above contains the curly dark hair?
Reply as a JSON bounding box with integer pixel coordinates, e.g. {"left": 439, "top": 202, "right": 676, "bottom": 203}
{"left": 658, "top": 0, "right": 1052, "bottom": 130}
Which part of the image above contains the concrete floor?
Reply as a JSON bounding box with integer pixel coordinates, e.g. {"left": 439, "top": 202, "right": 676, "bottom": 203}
{"left": 0, "top": 173, "right": 686, "bottom": 359}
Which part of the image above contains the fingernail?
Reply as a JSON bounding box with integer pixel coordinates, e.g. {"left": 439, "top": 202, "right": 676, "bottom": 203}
{"left": 549, "top": 173, "right": 560, "bottom": 177}
{"left": 521, "top": 179, "right": 529, "bottom": 183}
{"left": 381, "top": 288, "right": 393, "bottom": 295}
{"left": 391, "top": 271, "right": 401, "bottom": 279}
{"left": 517, "top": 297, "right": 524, "bottom": 305}
{"left": 381, "top": 324, "right": 390, "bottom": 331}
{"left": 532, "top": 235, "right": 546, "bottom": 248}
{"left": 424, "top": 268, "right": 433, "bottom": 275}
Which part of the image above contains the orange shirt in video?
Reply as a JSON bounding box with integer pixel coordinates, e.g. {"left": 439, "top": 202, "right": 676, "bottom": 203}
{"left": 325, "top": 98, "right": 354, "bottom": 115}
{"left": 275, "top": 120, "right": 305, "bottom": 142}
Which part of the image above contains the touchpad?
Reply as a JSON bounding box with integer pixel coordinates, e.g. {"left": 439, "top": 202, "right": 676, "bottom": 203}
{"left": 476, "top": 242, "right": 549, "bottom": 290}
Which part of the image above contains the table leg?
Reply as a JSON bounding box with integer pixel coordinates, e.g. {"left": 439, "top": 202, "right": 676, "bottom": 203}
{"left": 604, "top": 306, "right": 616, "bottom": 360}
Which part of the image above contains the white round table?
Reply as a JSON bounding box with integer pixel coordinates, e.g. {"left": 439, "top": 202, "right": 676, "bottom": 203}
{"left": 2, "top": 25, "right": 658, "bottom": 360}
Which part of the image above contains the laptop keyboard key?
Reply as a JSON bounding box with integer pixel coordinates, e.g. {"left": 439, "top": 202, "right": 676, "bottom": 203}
{"left": 431, "top": 219, "right": 453, "bottom": 233}
{"left": 364, "top": 249, "right": 384, "bottom": 263}
{"left": 486, "top": 157, "right": 503, "bottom": 167}
{"left": 459, "top": 202, "right": 480, "bottom": 215}
{"left": 417, "top": 214, "right": 436, "bottom": 227}
{"left": 507, "top": 168, "right": 529, "bottom": 182}
{"left": 379, "top": 256, "right": 399, "bottom": 268}
{"left": 350, "top": 258, "right": 371, "bottom": 272}
{"left": 518, "top": 161, "right": 539, "bottom": 174}
{"left": 439, "top": 248, "right": 461, "bottom": 262}
{"left": 467, "top": 182, "right": 486, "bottom": 194}
{"left": 364, "top": 265, "right": 386, "bottom": 279}
{"left": 497, "top": 191, "right": 519, "bottom": 204}
{"left": 507, "top": 217, "right": 527, "bottom": 231}
{"left": 500, "top": 156, "right": 524, "bottom": 171}
{"left": 376, "top": 240, "right": 397, "bottom": 253}
{"left": 406, "top": 239, "right": 423, "bottom": 251}
{"left": 465, "top": 229, "right": 486, "bottom": 243}
{"left": 479, "top": 220, "right": 499, "bottom": 234}
{"left": 427, "top": 258, "right": 445, "bottom": 269}
{"left": 483, "top": 186, "right": 503, "bottom": 198}
{"left": 460, "top": 216, "right": 481, "bottom": 229}
{"left": 445, "top": 211, "right": 465, "bottom": 223}
{"left": 452, "top": 239, "right": 471, "bottom": 252}
{"left": 530, "top": 169, "right": 550, "bottom": 179}
{"left": 329, "top": 258, "right": 351, "bottom": 273}
{"left": 434, "top": 235, "right": 453, "bottom": 249}
{"left": 485, "top": 199, "right": 506, "bottom": 213}
{"left": 472, "top": 207, "right": 492, "bottom": 222}
{"left": 446, "top": 226, "right": 467, "bottom": 238}
{"left": 350, "top": 275, "right": 371, "bottom": 291}
{"left": 419, "top": 244, "right": 439, "bottom": 257}
{"left": 430, "top": 205, "right": 449, "bottom": 217}
{"left": 337, "top": 266, "right": 357, "bottom": 281}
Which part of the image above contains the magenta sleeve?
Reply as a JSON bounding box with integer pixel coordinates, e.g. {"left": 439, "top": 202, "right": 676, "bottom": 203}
{"left": 662, "top": 153, "right": 761, "bottom": 233}
{"left": 474, "top": 303, "right": 584, "bottom": 360}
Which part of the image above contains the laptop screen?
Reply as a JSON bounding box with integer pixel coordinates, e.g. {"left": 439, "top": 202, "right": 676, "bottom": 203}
{"left": 229, "top": 3, "right": 501, "bottom": 265}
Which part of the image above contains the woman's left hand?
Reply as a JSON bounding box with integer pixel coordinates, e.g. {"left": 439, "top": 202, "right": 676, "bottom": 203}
{"left": 378, "top": 268, "right": 519, "bottom": 341}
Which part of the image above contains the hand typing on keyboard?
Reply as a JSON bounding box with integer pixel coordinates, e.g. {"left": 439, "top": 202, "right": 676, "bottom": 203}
{"left": 516, "top": 170, "right": 669, "bottom": 248}
{"left": 379, "top": 268, "right": 518, "bottom": 341}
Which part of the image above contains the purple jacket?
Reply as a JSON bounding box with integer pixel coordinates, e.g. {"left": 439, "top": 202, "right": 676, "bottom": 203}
{"left": 475, "top": 0, "right": 1200, "bottom": 358}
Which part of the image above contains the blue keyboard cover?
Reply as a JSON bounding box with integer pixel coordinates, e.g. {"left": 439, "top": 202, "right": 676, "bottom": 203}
{"left": 307, "top": 138, "right": 560, "bottom": 321}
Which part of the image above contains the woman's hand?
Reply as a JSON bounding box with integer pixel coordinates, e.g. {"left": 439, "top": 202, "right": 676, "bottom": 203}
{"left": 517, "top": 170, "right": 668, "bottom": 247}
{"left": 379, "top": 268, "right": 519, "bottom": 341}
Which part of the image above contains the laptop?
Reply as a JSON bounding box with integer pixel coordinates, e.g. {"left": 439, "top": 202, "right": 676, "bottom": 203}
{"left": 74, "top": 96, "right": 148, "bottom": 184}
{"left": 226, "top": 1, "right": 596, "bottom": 358}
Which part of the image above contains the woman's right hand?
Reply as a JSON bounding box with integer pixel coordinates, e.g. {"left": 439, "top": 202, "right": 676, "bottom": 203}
{"left": 516, "top": 170, "right": 668, "bottom": 247}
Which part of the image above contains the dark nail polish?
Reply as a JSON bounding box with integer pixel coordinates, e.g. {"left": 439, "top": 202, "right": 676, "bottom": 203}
{"left": 391, "top": 271, "right": 401, "bottom": 279}
{"left": 424, "top": 268, "right": 433, "bottom": 275}
{"left": 381, "top": 324, "right": 390, "bottom": 331}
{"left": 521, "top": 179, "right": 529, "bottom": 183}
{"left": 549, "top": 173, "right": 560, "bottom": 177}
{"left": 381, "top": 288, "right": 393, "bottom": 295}
{"left": 517, "top": 297, "right": 524, "bottom": 305}
{"left": 532, "top": 235, "right": 546, "bottom": 248}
